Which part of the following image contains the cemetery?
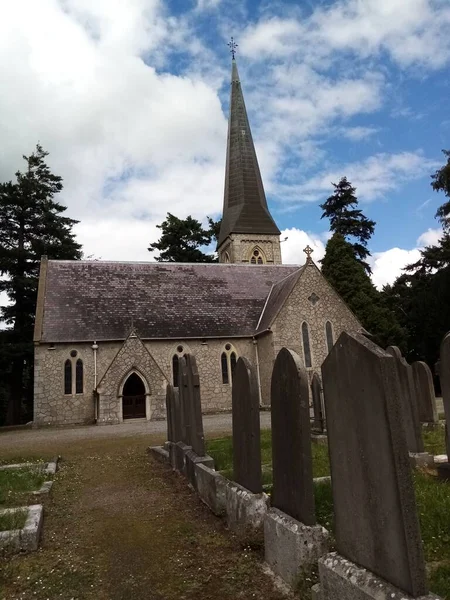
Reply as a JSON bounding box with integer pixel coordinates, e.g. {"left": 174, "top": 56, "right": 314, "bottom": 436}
{"left": 152, "top": 331, "right": 450, "bottom": 599}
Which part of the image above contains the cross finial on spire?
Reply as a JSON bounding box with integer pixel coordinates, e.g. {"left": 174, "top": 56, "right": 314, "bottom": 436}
{"left": 303, "top": 245, "right": 314, "bottom": 260}
{"left": 228, "top": 37, "right": 238, "bottom": 59}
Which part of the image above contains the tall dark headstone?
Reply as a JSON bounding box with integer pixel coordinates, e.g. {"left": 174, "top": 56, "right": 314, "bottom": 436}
{"left": 412, "top": 361, "right": 438, "bottom": 424}
{"left": 311, "top": 372, "right": 325, "bottom": 433}
{"left": 178, "top": 355, "right": 191, "bottom": 446}
{"left": 322, "top": 333, "right": 427, "bottom": 597}
{"left": 232, "top": 357, "right": 262, "bottom": 494}
{"left": 271, "top": 348, "right": 315, "bottom": 525}
{"left": 440, "top": 332, "right": 450, "bottom": 459}
{"left": 172, "top": 387, "right": 182, "bottom": 443}
{"left": 185, "top": 354, "right": 206, "bottom": 456}
{"left": 386, "top": 346, "right": 423, "bottom": 453}
{"left": 165, "top": 383, "right": 176, "bottom": 442}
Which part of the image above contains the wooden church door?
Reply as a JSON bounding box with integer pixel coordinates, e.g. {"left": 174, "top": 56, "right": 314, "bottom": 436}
{"left": 122, "top": 372, "right": 146, "bottom": 419}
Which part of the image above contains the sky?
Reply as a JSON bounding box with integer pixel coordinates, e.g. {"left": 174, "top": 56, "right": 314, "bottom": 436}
{"left": 0, "top": 0, "right": 449, "bottom": 291}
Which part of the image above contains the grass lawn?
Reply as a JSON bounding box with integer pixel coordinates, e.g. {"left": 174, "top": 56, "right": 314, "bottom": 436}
{"left": 0, "top": 508, "right": 27, "bottom": 532}
{"left": 207, "top": 428, "right": 450, "bottom": 599}
{"left": 0, "top": 468, "right": 47, "bottom": 506}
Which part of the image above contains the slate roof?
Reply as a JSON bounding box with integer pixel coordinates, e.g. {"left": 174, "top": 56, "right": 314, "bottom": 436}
{"left": 256, "top": 267, "right": 305, "bottom": 334}
{"left": 217, "top": 59, "right": 280, "bottom": 248}
{"left": 37, "top": 260, "right": 301, "bottom": 343}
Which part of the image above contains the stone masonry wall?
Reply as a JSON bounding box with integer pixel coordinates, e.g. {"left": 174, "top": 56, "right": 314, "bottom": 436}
{"left": 270, "top": 260, "right": 361, "bottom": 381}
{"left": 219, "top": 233, "right": 282, "bottom": 264}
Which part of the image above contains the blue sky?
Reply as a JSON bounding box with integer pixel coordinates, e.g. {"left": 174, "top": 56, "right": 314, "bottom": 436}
{"left": 0, "top": 0, "right": 449, "bottom": 287}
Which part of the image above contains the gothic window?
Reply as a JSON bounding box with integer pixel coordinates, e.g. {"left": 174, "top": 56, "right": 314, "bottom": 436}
{"left": 64, "top": 360, "right": 72, "bottom": 395}
{"left": 302, "top": 322, "right": 312, "bottom": 368}
{"left": 221, "top": 344, "right": 238, "bottom": 385}
{"left": 75, "top": 359, "right": 83, "bottom": 394}
{"left": 250, "top": 248, "right": 265, "bottom": 264}
{"left": 224, "top": 251, "right": 230, "bottom": 263}
{"left": 221, "top": 352, "right": 229, "bottom": 384}
{"left": 325, "top": 321, "right": 334, "bottom": 354}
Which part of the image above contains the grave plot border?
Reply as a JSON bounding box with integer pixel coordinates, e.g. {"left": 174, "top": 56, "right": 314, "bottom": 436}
{"left": 0, "top": 505, "right": 44, "bottom": 555}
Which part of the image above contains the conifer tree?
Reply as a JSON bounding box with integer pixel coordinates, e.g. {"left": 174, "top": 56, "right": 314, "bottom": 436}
{"left": 0, "top": 145, "right": 82, "bottom": 424}
{"left": 149, "top": 213, "right": 221, "bottom": 262}
{"left": 320, "top": 177, "right": 375, "bottom": 273}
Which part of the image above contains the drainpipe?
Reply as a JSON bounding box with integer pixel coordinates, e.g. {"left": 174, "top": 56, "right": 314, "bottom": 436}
{"left": 252, "top": 338, "right": 263, "bottom": 406}
{"left": 92, "top": 341, "right": 98, "bottom": 421}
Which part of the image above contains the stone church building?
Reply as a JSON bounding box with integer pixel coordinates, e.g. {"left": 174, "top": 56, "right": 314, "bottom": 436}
{"left": 33, "top": 57, "right": 362, "bottom": 426}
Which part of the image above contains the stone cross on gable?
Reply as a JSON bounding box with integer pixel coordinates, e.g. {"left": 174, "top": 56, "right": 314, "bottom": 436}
{"left": 303, "top": 245, "right": 314, "bottom": 261}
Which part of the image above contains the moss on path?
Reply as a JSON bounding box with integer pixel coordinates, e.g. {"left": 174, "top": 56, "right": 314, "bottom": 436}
{"left": 0, "top": 434, "right": 287, "bottom": 600}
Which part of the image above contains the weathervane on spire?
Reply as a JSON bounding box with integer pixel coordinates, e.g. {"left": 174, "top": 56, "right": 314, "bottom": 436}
{"left": 228, "top": 37, "right": 238, "bottom": 59}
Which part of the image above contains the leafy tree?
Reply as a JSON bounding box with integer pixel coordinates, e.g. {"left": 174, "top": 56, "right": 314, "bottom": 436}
{"left": 322, "top": 233, "right": 405, "bottom": 350}
{"left": 320, "top": 177, "right": 375, "bottom": 273}
{"left": 0, "top": 145, "right": 82, "bottom": 425}
{"left": 149, "top": 213, "right": 221, "bottom": 262}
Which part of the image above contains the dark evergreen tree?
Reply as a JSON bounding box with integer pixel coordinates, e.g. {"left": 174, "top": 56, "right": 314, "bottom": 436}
{"left": 322, "top": 233, "right": 405, "bottom": 350}
{"left": 0, "top": 145, "right": 82, "bottom": 425}
{"left": 383, "top": 149, "right": 450, "bottom": 367}
{"left": 149, "top": 213, "right": 221, "bottom": 262}
{"left": 320, "top": 177, "right": 375, "bottom": 273}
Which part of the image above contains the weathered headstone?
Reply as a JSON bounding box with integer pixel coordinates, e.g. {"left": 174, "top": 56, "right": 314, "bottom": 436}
{"left": 271, "top": 348, "right": 315, "bottom": 525}
{"left": 386, "top": 345, "right": 424, "bottom": 454}
{"left": 165, "top": 383, "right": 176, "bottom": 443}
{"left": 439, "top": 333, "right": 450, "bottom": 470}
{"left": 412, "top": 361, "right": 438, "bottom": 425}
{"left": 232, "top": 356, "right": 262, "bottom": 494}
{"left": 185, "top": 354, "right": 206, "bottom": 457}
{"left": 311, "top": 372, "right": 325, "bottom": 434}
{"left": 321, "top": 332, "right": 428, "bottom": 597}
{"left": 178, "top": 355, "right": 191, "bottom": 446}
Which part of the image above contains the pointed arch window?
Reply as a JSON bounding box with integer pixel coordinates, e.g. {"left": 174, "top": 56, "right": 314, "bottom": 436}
{"left": 250, "top": 248, "right": 265, "bottom": 265}
{"left": 75, "top": 359, "right": 83, "bottom": 394}
{"left": 64, "top": 360, "right": 72, "bottom": 395}
{"left": 325, "top": 321, "right": 334, "bottom": 354}
{"left": 221, "top": 344, "right": 238, "bottom": 385}
{"left": 302, "top": 322, "right": 312, "bottom": 368}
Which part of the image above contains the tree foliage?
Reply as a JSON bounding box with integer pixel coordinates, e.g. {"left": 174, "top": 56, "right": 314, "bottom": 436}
{"left": 0, "top": 144, "right": 82, "bottom": 425}
{"left": 148, "top": 213, "right": 221, "bottom": 262}
{"left": 382, "top": 149, "right": 450, "bottom": 368}
{"left": 322, "top": 233, "right": 405, "bottom": 349}
{"left": 320, "top": 177, "right": 375, "bottom": 273}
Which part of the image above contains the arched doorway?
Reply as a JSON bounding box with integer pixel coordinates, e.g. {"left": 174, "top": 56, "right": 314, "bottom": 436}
{"left": 122, "top": 372, "right": 146, "bottom": 419}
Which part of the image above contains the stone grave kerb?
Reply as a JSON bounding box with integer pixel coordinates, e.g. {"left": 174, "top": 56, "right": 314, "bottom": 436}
{"left": 322, "top": 332, "right": 428, "bottom": 597}
{"left": 232, "top": 356, "right": 262, "bottom": 494}
{"left": 440, "top": 332, "right": 450, "bottom": 458}
{"left": 185, "top": 354, "right": 206, "bottom": 456}
{"left": 271, "top": 348, "right": 315, "bottom": 526}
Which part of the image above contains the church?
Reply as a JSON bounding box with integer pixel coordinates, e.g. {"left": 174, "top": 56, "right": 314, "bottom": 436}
{"left": 33, "top": 56, "right": 362, "bottom": 426}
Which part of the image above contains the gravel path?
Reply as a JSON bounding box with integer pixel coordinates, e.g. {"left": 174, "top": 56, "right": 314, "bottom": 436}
{"left": 0, "top": 412, "right": 272, "bottom": 452}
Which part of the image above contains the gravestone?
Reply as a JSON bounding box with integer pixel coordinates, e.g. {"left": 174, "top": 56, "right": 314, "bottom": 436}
{"left": 232, "top": 356, "right": 262, "bottom": 494}
{"left": 165, "top": 383, "right": 176, "bottom": 443}
{"left": 271, "top": 348, "right": 315, "bottom": 525}
{"left": 321, "top": 332, "right": 428, "bottom": 597}
{"left": 386, "top": 346, "right": 424, "bottom": 454}
{"left": 440, "top": 333, "right": 450, "bottom": 466}
{"left": 412, "top": 361, "right": 438, "bottom": 425}
{"left": 311, "top": 372, "right": 325, "bottom": 434}
{"left": 178, "top": 355, "right": 191, "bottom": 446}
{"left": 185, "top": 354, "right": 206, "bottom": 457}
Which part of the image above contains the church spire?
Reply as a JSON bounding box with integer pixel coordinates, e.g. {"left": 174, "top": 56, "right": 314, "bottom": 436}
{"left": 217, "top": 44, "right": 281, "bottom": 261}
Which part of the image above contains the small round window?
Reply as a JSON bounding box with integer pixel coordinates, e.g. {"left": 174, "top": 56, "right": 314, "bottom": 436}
{"left": 177, "top": 345, "right": 184, "bottom": 353}
{"left": 70, "top": 350, "right": 77, "bottom": 358}
{"left": 225, "top": 343, "right": 231, "bottom": 351}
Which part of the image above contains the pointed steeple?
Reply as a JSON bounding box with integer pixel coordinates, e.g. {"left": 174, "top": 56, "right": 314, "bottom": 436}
{"left": 218, "top": 56, "right": 281, "bottom": 250}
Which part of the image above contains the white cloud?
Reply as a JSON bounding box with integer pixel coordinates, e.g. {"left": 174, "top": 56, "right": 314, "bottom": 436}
{"left": 417, "top": 227, "right": 443, "bottom": 247}
{"left": 273, "top": 151, "right": 439, "bottom": 204}
{"left": 280, "top": 228, "right": 326, "bottom": 265}
{"left": 340, "top": 126, "right": 380, "bottom": 141}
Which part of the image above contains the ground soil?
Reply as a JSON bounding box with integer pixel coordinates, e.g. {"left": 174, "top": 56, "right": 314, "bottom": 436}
{"left": 0, "top": 418, "right": 288, "bottom": 600}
